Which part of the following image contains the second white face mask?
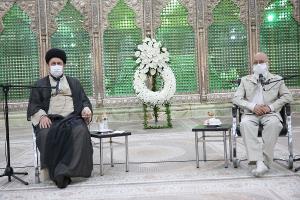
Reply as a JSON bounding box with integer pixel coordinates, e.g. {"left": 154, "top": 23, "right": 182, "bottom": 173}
{"left": 50, "top": 64, "right": 63, "bottom": 78}
{"left": 253, "top": 63, "right": 268, "bottom": 76}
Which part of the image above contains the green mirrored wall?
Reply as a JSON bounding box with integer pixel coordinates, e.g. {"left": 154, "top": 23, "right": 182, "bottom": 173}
{"left": 156, "top": 0, "right": 198, "bottom": 94}
{"left": 0, "top": 4, "right": 39, "bottom": 100}
{"left": 51, "top": 2, "right": 93, "bottom": 95}
{"left": 0, "top": 0, "right": 299, "bottom": 102}
{"left": 103, "top": 0, "right": 142, "bottom": 97}
{"left": 208, "top": 0, "right": 249, "bottom": 93}
{"left": 260, "top": 0, "right": 300, "bottom": 88}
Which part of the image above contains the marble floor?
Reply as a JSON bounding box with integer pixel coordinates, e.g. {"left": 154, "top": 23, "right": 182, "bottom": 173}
{"left": 0, "top": 116, "right": 300, "bottom": 200}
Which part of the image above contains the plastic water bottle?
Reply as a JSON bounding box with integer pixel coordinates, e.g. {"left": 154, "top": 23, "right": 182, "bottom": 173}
{"left": 103, "top": 115, "right": 108, "bottom": 130}
{"left": 97, "top": 115, "right": 104, "bottom": 131}
{"left": 99, "top": 120, "right": 104, "bottom": 131}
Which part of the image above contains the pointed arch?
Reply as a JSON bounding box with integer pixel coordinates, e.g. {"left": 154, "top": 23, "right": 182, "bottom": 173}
{"left": 47, "top": 0, "right": 92, "bottom": 36}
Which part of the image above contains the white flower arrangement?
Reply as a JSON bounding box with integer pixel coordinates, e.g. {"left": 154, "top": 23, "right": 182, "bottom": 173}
{"left": 133, "top": 37, "right": 176, "bottom": 106}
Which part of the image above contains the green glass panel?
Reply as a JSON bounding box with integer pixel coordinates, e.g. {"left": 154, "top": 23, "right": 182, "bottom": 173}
{"left": 0, "top": 4, "right": 39, "bottom": 100}
{"left": 103, "top": 0, "right": 142, "bottom": 97}
{"left": 156, "top": 0, "right": 198, "bottom": 93}
{"left": 260, "top": 0, "right": 300, "bottom": 88}
{"left": 208, "top": 0, "right": 248, "bottom": 93}
{"left": 51, "top": 2, "right": 93, "bottom": 95}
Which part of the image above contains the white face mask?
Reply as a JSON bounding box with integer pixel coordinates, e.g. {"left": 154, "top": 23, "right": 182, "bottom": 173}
{"left": 253, "top": 63, "right": 268, "bottom": 77}
{"left": 50, "top": 64, "right": 63, "bottom": 78}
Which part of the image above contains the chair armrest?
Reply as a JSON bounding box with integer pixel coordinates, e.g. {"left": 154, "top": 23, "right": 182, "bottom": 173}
{"left": 285, "top": 103, "right": 291, "bottom": 116}
{"left": 232, "top": 104, "right": 238, "bottom": 118}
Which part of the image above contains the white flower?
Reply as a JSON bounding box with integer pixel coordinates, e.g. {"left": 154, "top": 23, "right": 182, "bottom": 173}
{"left": 137, "top": 44, "right": 144, "bottom": 51}
{"left": 150, "top": 68, "right": 156, "bottom": 75}
{"left": 134, "top": 37, "right": 170, "bottom": 75}
{"left": 135, "top": 51, "right": 141, "bottom": 57}
{"left": 133, "top": 37, "right": 176, "bottom": 106}
{"left": 136, "top": 58, "right": 141, "bottom": 64}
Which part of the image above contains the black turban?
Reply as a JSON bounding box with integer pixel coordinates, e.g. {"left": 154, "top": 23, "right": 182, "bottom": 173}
{"left": 45, "top": 48, "right": 67, "bottom": 64}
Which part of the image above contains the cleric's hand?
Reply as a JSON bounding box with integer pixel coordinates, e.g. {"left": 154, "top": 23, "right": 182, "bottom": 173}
{"left": 39, "top": 115, "right": 52, "bottom": 129}
{"left": 81, "top": 107, "right": 92, "bottom": 124}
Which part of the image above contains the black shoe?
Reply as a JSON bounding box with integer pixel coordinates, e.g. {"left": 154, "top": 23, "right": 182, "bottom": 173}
{"left": 55, "top": 175, "right": 71, "bottom": 189}
{"left": 64, "top": 176, "right": 71, "bottom": 186}
{"left": 54, "top": 175, "right": 64, "bottom": 188}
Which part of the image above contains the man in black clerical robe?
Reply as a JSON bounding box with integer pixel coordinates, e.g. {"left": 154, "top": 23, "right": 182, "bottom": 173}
{"left": 27, "top": 48, "right": 93, "bottom": 188}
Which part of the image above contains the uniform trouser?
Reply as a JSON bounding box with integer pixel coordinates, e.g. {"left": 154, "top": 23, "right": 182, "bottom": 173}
{"left": 240, "top": 114, "right": 282, "bottom": 167}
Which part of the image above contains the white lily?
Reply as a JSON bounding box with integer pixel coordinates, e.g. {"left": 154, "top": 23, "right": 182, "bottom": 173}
{"left": 135, "top": 51, "right": 141, "bottom": 57}
{"left": 150, "top": 68, "right": 156, "bottom": 75}
{"left": 136, "top": 58, "right": 141, "bottom": 63}
{"left": 137, "top": 44, "right": 144, "bottom": 51}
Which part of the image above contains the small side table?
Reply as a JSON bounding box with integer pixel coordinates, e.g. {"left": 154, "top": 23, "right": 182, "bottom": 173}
{"left": 90, "top": 131, "right": 131, "bottom": 176}
{"left": 192, "top": 124, "right": 232, "bottom": 168}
